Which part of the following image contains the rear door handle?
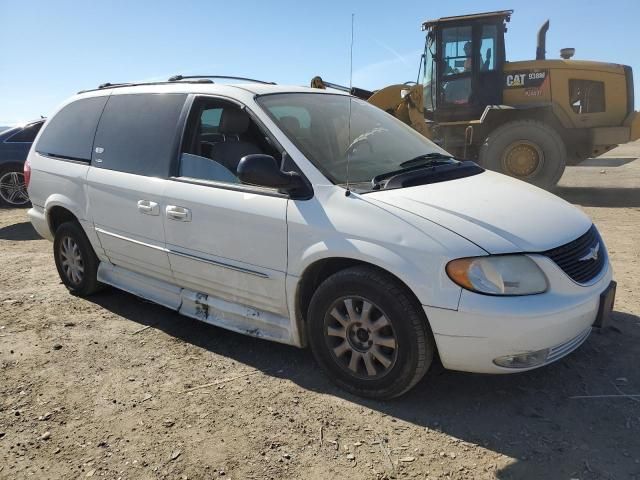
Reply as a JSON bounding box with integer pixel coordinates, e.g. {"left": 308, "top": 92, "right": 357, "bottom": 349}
{"left": 166, "top": 205, "right": 192, "bottom": 222}
{"left": 137, "top": 200, "right": 159, "bottom": 215}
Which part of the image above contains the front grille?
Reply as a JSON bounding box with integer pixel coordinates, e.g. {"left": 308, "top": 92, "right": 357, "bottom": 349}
{"left": 542, "top": 225, "right": 606, "bottom": 284}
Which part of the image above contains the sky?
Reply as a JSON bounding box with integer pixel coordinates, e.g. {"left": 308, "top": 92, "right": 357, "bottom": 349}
{"left": 1, "top": 0, "right": 639, "bottom": 125}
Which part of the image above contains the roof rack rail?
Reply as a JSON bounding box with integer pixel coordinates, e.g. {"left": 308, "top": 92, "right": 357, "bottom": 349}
{"left": 98, "top": 82, "right": 129, "bottom": 89}
{"left": 168, "top": 75, "right": 276, "bottom": 85}
{"left": 78, "top": 75, "right": 276, "bottom": 94}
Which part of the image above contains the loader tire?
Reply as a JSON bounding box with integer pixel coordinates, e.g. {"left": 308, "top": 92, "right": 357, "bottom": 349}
{"left": 479, "top": 120, "right": 566, "bottom": 189}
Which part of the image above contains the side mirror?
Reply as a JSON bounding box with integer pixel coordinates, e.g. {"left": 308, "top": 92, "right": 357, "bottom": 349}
{"left": 237, "top": 154, "right": 307, "bottom": 194}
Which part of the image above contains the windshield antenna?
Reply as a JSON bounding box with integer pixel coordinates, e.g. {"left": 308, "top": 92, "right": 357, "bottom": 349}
{"left": 345, "top": 13, "right": 355, "bottom": 197}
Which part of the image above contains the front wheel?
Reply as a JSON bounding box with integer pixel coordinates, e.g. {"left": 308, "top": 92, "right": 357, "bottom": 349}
{"left": 307, "top": 266, "right": 434, "bottom": 399}
{"left": 479, "top": 120, "right": 567, "bottom": 189}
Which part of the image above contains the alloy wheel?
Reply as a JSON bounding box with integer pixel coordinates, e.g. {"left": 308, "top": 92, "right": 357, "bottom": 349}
{"left": 0, "top": 171, "right": 29, "bottom": 206}
{"left": 324, "top": 296, "right": 398, "bottom": 379}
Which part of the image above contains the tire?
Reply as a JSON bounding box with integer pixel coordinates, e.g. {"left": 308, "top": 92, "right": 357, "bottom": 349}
{"left": 307, "top": 266, "right": 434, "bottom": 399}
{"left": 479, "top": 120, "right": 567, "bottom": 189}
{"left": 0, "top": 166, "right": 31, "bottom": 208}
{"left": 53, "top": 221, "right": 102, "bottom": 296}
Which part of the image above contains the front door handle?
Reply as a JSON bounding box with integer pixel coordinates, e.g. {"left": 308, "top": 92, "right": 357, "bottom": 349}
{"left": 166, "top": 205, "right": 192, "bottom": 222}
{"left": 137, "top": 200, "right": 159, "bottom": 215}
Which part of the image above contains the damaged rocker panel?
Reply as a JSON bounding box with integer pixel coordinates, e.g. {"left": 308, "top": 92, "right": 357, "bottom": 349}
{"left": 96, "top": 263, "right": 293, "bottom": 345}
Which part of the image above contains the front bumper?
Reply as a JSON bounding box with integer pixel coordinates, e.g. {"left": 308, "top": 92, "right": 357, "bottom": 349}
{"left": 425, "top": 255, "right": 613, "bottom": 374}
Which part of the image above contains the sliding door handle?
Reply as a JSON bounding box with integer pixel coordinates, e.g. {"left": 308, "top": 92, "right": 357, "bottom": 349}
{"left": 166, "top": 205, "right": 192, "bottom": 222}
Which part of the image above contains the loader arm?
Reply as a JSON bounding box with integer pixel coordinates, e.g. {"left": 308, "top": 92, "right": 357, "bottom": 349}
{"left": 310, "top": 77, "right": 433, "bottom": 138}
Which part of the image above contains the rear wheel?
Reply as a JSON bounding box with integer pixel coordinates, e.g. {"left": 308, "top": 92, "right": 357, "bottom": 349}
{"left": 53, "top": 221, "right": 102, "bottom": 296}
{"left": 307, "top": 266, "right": 434, "bottom": 399}
{"left": 479, "top": 120, "right": 566, "bottom": 189}
{"left": 0, "top": 167, "right": 30, "bottom": 207}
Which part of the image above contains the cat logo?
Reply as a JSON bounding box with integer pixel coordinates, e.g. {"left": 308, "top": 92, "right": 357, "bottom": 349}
{"left": 506, "top": 74, "right": 526, "bottom": 87}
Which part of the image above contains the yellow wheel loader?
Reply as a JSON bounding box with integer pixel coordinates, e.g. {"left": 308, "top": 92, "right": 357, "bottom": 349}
{"left": 312, "top": 10, "right": 640, "bottom": 189}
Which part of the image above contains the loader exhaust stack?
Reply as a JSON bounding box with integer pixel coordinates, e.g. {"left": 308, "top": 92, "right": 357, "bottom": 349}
{"left": 536, "top": 20, "right": 550, "bottom": 60}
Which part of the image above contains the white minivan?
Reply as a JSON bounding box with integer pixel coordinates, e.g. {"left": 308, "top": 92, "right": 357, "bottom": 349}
{"left": 26, "top": 77, "right": 616, "bottom": 398}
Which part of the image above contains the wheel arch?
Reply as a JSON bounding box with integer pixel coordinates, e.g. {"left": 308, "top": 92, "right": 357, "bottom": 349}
{"left": 478, "top": 104, "right": 595, "bottom": 163}
{"left": 480, "top": 104, "right": 567, "bottom": 137}
{"left": 0, "top": 161, "right": 26, "bottom": 172}
{"left": 46, "top": 201, "right": 81, "bottom": 235}
{"left": 294, "top": 255, "right": 431, "bottom": 349}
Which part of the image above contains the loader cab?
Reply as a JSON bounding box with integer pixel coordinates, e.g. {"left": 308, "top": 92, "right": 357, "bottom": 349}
{"left": 421, "top": 10, "right": 510, "bottom": 122}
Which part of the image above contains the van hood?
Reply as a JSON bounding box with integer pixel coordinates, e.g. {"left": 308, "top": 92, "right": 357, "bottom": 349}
{"left": 366, "top": 170, "right": 592, "bottom": 254}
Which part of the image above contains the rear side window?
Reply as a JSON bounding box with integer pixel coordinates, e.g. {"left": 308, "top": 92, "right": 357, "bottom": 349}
{"left": 6, "top": 122, "right": 43, "bottom": 143}
{"left": 36, "top": 97, "right": 108, "bottom": 161}
{"left": 92, "top": 93, "right": 187, "bottom": 177}
{"left": 570, "top": 80, "right": 605, "bottom": 114}
{"left": 201, "top": 108, "right": 222, "bottom": 132}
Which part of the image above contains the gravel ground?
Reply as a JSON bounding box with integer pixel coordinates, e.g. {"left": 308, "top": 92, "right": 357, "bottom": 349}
{"left": 1, "top": 145, "right": 639, "bottom": 480}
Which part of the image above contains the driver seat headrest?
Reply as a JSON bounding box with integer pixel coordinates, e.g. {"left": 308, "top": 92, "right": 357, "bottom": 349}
{"left": 219, "top": 108, "right": 250, "bottom": 135}
{"left": 279, "top": 115, "right": 301, "bottom": 134}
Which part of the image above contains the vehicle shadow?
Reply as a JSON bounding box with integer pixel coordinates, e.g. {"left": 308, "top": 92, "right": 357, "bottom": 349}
{"left": 577, "top": 157, "right": 637, "bottom": 168}
{"left": 0, "top": 221, "right": 41, "bottom": 240}
{"left": 553, "top": 186, "right": 640, "bottom": 208}
{"left": 87, "top": 289, "right": 640, "bottom": 479}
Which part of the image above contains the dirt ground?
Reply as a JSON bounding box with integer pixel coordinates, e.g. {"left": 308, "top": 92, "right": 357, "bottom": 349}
{"left": 1, "top": 145, "right": 640, "bottom": 480}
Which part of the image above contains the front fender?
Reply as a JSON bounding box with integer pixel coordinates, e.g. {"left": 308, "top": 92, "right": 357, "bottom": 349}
{"left": 286, "top": 186, "right": 477, "bottom": 310}
{"left": 297, "top": 236, "right": 464, "bottom": 308}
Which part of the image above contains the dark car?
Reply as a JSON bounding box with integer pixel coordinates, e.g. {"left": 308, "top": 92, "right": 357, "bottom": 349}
{"left": 0, "top": 119, "right": 45, "bottom": 206}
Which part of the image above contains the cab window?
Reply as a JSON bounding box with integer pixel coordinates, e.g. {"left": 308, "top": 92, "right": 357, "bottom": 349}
{"left": 441, "top": 26, "right": 472, "bottom": 75}
{"left": 440, "top": 26, "right": 472, "bottom": 105}
{"left": 480, "top": 25, "right": 497, "bottom": 71}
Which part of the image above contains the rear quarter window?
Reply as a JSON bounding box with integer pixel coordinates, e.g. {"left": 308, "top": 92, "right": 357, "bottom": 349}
{"left": 36, "top": 97, "right": 108, "bottom": 161}
{"left": 92, "top": 93, "right": 187, "bottom": 177}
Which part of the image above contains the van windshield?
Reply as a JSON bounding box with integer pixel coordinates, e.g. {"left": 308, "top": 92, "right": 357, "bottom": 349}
{"left": 256, "top": 93, "right": 455, "bottom": 190}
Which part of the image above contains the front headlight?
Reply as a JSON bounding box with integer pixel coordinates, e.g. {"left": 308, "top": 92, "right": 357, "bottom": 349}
{"left": 446, "top": 255, "right": 548, "bottom": 296}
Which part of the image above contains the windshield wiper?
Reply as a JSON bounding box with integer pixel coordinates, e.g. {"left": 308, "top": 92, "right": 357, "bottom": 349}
{"left": 371, "top": 160, "right": 484, "bottom": 191}
{"left": 371, "top": 153, "right": 457, "bottom": 189}
{"left": 399, "top": 152, "right": 454, "bottom": 168}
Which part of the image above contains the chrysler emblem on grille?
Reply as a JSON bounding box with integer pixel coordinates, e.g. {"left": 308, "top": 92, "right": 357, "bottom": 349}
{"left": 579, "top": 242, "right": 600, "bottom": 262}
